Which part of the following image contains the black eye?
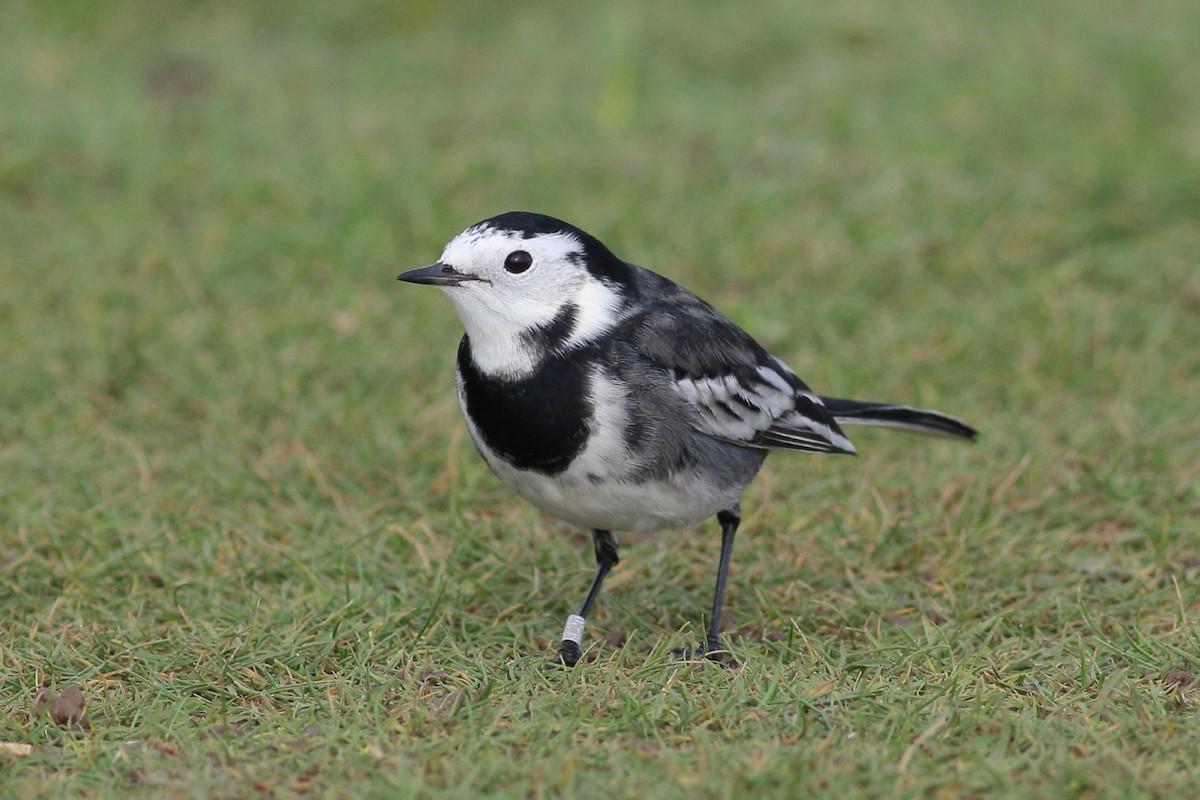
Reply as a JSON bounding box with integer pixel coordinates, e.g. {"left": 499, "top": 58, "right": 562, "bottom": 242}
{"left": 504, "top": 250, "right": 533, "bottom": 274}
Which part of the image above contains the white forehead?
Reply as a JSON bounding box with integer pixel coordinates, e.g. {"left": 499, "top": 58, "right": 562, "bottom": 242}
{"left": 440, "top": 225, "right": 584, "bottom": 268}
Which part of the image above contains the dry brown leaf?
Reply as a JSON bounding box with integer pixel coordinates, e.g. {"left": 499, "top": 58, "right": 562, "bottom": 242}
{"left": 45, "top": 686, "right": 90, "bottom": 731}
{"left": 31, "top": 687, "right": 51, "bottom": 715}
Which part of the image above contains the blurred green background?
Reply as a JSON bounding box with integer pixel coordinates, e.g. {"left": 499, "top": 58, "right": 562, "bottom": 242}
{"left": 2, "top": 1, "right": 1198, "bottom": 797}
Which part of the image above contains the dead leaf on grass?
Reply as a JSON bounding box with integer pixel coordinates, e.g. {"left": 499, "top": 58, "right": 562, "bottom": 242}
{"left": 427, "top": 691, "right": 466, "bottom": 716}
{"left": 31, "top": 687, "right": 51, "bottom": 716}
{"left": 36, "top": 685, "right": 90, "bottom": 730}
{"left": 604, "top": 630, "right": 628, "bottom": 648}
{"left": 0, "top": 742, "right": 33, "bottom": 758}
{"left": 416, "top": 668, "right": 448, "bottom": 686}
{"left": 1165, "top": 670, "right": 1195, "bottom": 692}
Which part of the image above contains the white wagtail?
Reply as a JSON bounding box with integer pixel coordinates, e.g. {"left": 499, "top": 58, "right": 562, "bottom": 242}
{"left": 398, "top": 211, "right": 976, "bottom": 667}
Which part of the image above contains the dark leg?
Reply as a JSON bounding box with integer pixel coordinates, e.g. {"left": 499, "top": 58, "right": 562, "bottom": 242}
{"left": 675, "top": 507, "right": 741, "bottom": 664}
{"left": 703, "top": 508, "right": 740, "bottom": 661}
{"left": 551, "top": 530, "right": 620, "bottom": 667}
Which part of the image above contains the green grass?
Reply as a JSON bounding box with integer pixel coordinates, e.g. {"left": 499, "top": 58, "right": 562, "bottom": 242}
{"left": 3, "top": 0, "right": 1199, "bottom": 796}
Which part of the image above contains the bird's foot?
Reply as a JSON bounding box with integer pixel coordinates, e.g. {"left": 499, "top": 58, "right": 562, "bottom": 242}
{"left": 672, "top": 639, "right": 739, "bottom": 667}
{"left": 546, "top": 640, "right": 582, "bottom": 669}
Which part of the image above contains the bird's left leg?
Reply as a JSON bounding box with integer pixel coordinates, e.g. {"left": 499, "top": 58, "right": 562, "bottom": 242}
{"left": 675, "top": 506, "right": 741, "bottom": 665}
{"left": 700, "top": 507, "right": 740, "bottom": 663}
{"left": 550, "top": 529, "right": 619, "bottom": 667}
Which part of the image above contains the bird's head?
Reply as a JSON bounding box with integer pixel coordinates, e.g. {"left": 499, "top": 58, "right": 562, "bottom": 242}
{"left": 399, "top": 212, "right": 632, "bottom": 376}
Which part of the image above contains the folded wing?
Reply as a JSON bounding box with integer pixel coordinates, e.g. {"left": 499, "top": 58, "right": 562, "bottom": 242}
{"left": 620, "top": 280, "right": 856, "bottom": 456}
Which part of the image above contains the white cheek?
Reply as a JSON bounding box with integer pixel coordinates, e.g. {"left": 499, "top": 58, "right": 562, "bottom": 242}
{"left": 567, "top": 278, "right": 622, "bottom": 345}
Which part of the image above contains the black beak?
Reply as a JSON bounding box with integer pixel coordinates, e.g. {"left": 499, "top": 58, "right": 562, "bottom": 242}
{"left": 397, "top": 262, "right": 485, "bottom": 287}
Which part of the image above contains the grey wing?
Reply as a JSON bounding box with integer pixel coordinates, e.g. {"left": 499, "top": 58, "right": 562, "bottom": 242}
{"left": 620, "top": 274, "right": 856, "bottom": 456}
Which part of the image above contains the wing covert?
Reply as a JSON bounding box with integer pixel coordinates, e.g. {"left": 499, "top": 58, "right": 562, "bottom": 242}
{"left": 618, "top": 283, "right": 856, "bottom": 455}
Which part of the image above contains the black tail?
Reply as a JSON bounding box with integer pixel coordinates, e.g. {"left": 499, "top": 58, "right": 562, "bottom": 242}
{"left": 818, "top": 397, "right": 977, "bottom": 441}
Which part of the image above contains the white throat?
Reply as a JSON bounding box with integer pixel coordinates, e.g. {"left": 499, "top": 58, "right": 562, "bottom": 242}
{"left": 447, "top": 289, "right": 540, "bottom": 377}
{"left": 444, "top": 277, "right": 624, "bottom": 379}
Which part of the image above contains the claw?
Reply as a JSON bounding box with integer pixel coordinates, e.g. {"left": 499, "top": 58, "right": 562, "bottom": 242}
{"left": 671, "top": 642, "right": 739, "bottom": 667}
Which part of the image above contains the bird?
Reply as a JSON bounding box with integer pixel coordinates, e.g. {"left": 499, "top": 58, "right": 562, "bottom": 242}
{"left": 398, "top": 211, "right": 976, "bottom": 667}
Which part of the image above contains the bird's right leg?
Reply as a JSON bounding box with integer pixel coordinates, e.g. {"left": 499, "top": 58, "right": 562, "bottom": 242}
{"left": 550, "top": 529, "right": 619, "bottom": 667}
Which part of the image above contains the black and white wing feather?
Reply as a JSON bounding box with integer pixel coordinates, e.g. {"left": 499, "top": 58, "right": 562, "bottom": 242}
{"left": 620, "top": 272, "right": 857, "bottom": 456}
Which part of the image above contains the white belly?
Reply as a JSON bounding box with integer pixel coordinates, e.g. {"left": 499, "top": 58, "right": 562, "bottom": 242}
{"left": 485, "top": 457, "right": 727, "bottom": 532}
{"left": 459, "top": 367, "right": 739, "bottom": 532}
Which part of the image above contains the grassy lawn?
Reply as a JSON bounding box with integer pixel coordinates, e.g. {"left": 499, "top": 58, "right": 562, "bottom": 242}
{"left": 3, "top": 0, "right": 1199, "bottom": 796}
